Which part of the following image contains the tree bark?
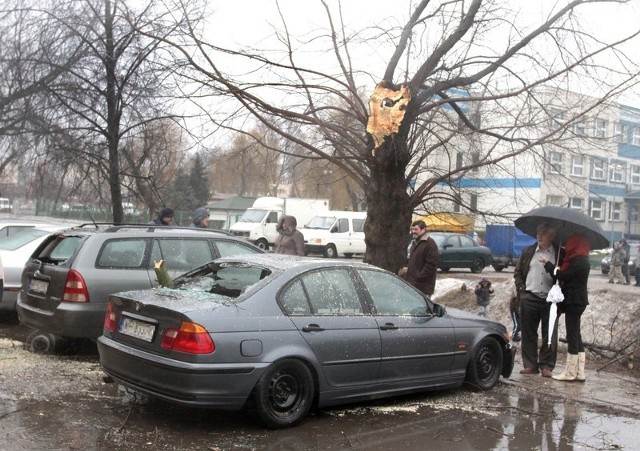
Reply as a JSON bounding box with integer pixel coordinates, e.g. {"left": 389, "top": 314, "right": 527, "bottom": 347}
{"left": 363, "top": 139, "right": 413, "bottom": 273}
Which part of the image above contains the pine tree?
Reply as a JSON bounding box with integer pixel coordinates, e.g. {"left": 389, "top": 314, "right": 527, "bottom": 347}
{"left": 190, "top": 153, "right": 210, "bottom": 207}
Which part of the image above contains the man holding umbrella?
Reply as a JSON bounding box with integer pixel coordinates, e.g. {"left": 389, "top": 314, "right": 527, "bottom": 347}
{"left": 514, "top": 206, "right": 609, "bottom": 379}
{"left": 514, "top": 223, "right": 560, "bottom": 377}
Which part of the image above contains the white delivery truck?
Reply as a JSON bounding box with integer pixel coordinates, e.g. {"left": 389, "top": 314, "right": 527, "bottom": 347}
{"left": 301, "top": 211, "right": 366, "bottom": 258}
{"left": 229, "top": 197, "right": 330, "bottom": 250}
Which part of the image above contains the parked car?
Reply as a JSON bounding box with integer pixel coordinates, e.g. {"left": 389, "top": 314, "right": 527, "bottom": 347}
{"left": 429, "top": 232, "right": 492, "bottom": 273}
{"left": 17, "top": 224, "right": 264, "bottom": 340}
{"left": 0, "top": 225, "right": 71, "bottom": 310}
{"left": 601, "top": 241, "right": 639, "bottom": 275}
{"left": 98, "top": 254, "right": 515, "bottom": 428}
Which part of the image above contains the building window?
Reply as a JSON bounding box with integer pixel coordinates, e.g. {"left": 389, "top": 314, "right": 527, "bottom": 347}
{"left": 471, "top": 151, "right": 480, "bottom": 173}
{"left": 456, "top": 152, "right": 463, "bottom": 169}
{"left": 593, "top": 118, "right": 607, "bottom": 138}
{"left": 591, "top": 158, "right": 606, "bottom": 180}
{"left": 614, "top": 122, "right": 628, "bottom": 143}
{"left": 470, "top": 194, "right": 478, "bottom": 211}
{"left": 549, "top": 108, "right": 565, "bottom": 128}
{"left": 546, "top": 195, "right": 564, "bottom": 206}
{"left": 570, "top": 198, "right": 583, "bottom": 210}
{"left": 548, "top": 151, "right": 563, "bottom": 174}
{"left": 452, "top": 194, "right": 462, "bottom": 213}
{"left": 609, "top": 163, "right": 625, "bottom": 183}
{"left": 590, "top": 199, "right": 603, "bottom": 220}
{"left": 609, "top": 201, "right": 622, "bottom": 221}
{"left": 632, "top": 206, "right": 640, "bottom": 223}
{"left": 573, "top": 121, "right": 587, "bottom": 136}
{"left": 571, "top": 155, "right": 585, "bottom": 177}
{"left": 631, "top": 165, "right": 640, "bottom": 185}
{"left": 633, "top": 127, "right": 640, "bottom": 146}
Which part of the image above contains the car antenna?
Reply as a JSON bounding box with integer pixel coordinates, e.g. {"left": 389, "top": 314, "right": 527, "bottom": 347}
{"left": 87, "top": 211, "right": 98, "bottom": 228}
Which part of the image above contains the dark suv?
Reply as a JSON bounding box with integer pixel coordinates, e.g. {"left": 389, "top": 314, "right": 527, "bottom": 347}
{"left": 17, "top": 224, "right": 263, "bottom": 339}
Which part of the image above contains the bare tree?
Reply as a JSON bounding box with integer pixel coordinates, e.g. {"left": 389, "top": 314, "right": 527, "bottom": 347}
{"left": 11, "top": 0, "right": 190, "bottom": 222}
{"left": 138, "top": 1, "right": 640, "bottom": 270}
{"left": 0, "top": 2, "right": 84, "bottom": 187}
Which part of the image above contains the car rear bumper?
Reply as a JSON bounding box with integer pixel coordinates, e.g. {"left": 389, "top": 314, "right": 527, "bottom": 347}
{"left": 97, "top": 335, "right": 268, "bottom": 410}
{"left": 16, "top": 296, "right": 105, "bottom": 338}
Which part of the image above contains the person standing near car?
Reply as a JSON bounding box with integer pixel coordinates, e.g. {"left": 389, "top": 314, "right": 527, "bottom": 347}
{"left": 514, "top": 223, "right": 560, "bottom": 378}
{"left": 540, "top": 232, "right": 590, "bottom": 382}
{"left": 398, "top": 220, "right": 439, "bottom": 298}
{"left": 634, "top": 245, "right": 640, "bottom": 286}
{"left": 608, "top": 241, "right": 625, "bottom": 284}
{"left": 190, "top": 207, "right": 210, "bottom": 229}
{"left": 620, "top": 239, "right": 630, "bottom": 285}
{"left": 274, "top": 215, "right": 304, "bottom": 256}
{"left": 148, "top": 207, "right": 175, "bottom": 226}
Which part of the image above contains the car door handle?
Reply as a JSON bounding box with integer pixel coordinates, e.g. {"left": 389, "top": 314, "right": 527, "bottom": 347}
{"left": 379, "top": 323, "right": 398, "bottom": 330}
{"left": 302, "top": 324, "right": 325, "bottom": 332}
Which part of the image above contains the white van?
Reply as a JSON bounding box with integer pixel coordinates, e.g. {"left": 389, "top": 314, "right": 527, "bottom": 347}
{"left": 302, "top": 211, "right": 366, "bottom": 258}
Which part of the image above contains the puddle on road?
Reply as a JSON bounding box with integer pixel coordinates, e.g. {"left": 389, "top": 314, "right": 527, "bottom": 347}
{"left": 1, "top": 385, "right": 637, "bottom": 450}
{"left": 1, "top": 314, "right": 638, "bottom": 450}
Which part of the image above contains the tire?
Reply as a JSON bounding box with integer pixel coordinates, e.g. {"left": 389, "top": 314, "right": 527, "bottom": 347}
{"left": 323, "top": 244, "right": 337, "bottom": 258}
{"left": 344, "top": 253, "right": 353, "bottom": 259}
{"left": 471, "top": 258, "right": 485, "bottom": 273}
{"left": 492, "top": 265, "right": 505, "bottom": 272}
{"left": 440, "top": 266, "right": 450, "bottom": 272}
{"left": 251, "top": 359, "right": 314, "bottom": 429}
{"left": 465, "top": 337, "right": 503, "bottom": 391}
{"left": 254, "top": 238, "right": 269, "bottom": 251}
{"left": 601, "top": 267, "right": 609, "bottom": 275}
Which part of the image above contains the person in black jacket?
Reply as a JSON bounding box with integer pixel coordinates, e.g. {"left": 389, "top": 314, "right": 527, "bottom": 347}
{"left": 513, "top": 223, "right": 560, "bottom": 377}
{"left": 398, "top": 220, "right": 439, "bottom": 298}
{"left": 541, "top": 232, "right": 590, "bottom": 382}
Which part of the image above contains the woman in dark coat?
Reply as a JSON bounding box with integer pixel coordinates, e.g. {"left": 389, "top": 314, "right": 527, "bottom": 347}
{"left": 541, "top": 232, "right": 590, "bottom": 382}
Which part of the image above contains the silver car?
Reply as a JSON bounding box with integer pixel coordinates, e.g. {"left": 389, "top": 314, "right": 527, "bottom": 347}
{"left": 98, "top": 254, "right": 515, "bottom": 428}
{"left": 17, "top": 224, "right": 263, "bottom": 340}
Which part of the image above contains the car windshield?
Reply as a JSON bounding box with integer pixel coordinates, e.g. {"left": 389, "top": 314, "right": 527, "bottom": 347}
{"left": 429, "top": 234, "right": 446, "bottom": 246}
{"left": 304, "top": 216, "right": 336, "bottom": 229}
{"left": 0, "top": 228, "right": 51, "bottom": 251}
{"left": 173, "top": 261, "right": 274, "bottom": 301}
{"left": 238, "top": 209, "right": 268, "bottom": 223}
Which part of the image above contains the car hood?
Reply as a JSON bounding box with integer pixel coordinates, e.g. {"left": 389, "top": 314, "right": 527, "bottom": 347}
{"left": 445, "top": 306, "right": 506, "bottom": 327}
{"left": 111, "top": 287, "right": 236, "bottom": 314}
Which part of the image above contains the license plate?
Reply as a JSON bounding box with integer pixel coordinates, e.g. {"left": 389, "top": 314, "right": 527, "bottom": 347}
{"left": 118, "top": 317, "right": 156, "bottom": 342}
{"left": 29, "top": 279, "right": 49, "bottom": 294}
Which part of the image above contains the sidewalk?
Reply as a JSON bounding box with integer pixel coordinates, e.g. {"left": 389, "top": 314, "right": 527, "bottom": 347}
{"left": 505, "top": 361, "right": 640, "bottom": 417}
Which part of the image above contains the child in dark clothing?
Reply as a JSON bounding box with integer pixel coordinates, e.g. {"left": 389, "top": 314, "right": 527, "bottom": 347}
{"left": 474, "top": 278, "right": 494, "bottom": 317}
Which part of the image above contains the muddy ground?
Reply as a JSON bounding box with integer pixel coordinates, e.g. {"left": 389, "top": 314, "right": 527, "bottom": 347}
{"left": 1, "top": 267, "right": 639, "bottom": 450}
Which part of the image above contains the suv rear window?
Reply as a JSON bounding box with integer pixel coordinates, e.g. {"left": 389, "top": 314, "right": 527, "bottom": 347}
{"left": 97, "top": 239, "right": 147, "bottom": 268}
{"left": 48, "top": 236, "right": 83, "bottom": 262}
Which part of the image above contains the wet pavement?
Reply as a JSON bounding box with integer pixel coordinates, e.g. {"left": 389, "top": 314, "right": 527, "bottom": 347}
{"left": 1, "top": 306, "right": 639, "bottom": 450}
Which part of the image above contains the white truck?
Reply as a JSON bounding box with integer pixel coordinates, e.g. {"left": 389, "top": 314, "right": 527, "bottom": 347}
{"left": 229, "top": 197, "right": 330, "bottom": 250}
{"left": 301, "top": 211, "right": 367, "bottom": 258}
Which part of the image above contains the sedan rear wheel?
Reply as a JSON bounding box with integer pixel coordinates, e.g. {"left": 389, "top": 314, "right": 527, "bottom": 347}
{"left": 252, "top": 359, "right": 314, "bottom": 428}
{"left": 471, "top": 257, "right": 485, "bottom": 273}
{"left": 465, "top": 337, "right": 503, "bottom": 391}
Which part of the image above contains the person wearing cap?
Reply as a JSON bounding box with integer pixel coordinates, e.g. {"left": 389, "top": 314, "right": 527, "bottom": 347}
{"left": 148, "top": 207, "right": 175, "bottom": 226}
{"left": 190, "top": 207, "right": 210, "bottom": 229}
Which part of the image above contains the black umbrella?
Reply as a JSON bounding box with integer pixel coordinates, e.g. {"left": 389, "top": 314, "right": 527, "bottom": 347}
{"left": 514, "top": 206, "right": 609, "bottom": 250}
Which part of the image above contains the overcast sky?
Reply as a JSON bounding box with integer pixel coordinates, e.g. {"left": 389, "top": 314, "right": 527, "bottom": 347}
{"left": 200, "top": 0, "right": 640, "bottom": 104}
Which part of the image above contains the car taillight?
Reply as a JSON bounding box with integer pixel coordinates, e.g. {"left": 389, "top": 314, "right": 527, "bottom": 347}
{"left": 62, "top": 269, "right": 90, "bottom": 303}
{"left": 104, "top": 302, "right": 117, "bottom": 332}
{"left": 161, "top": 321, "right": 215, "bottom": 354}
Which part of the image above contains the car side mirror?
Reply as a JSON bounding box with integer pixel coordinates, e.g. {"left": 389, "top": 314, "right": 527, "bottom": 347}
{"left": 432, "top": 303, "right": 446, "bottom": 317}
